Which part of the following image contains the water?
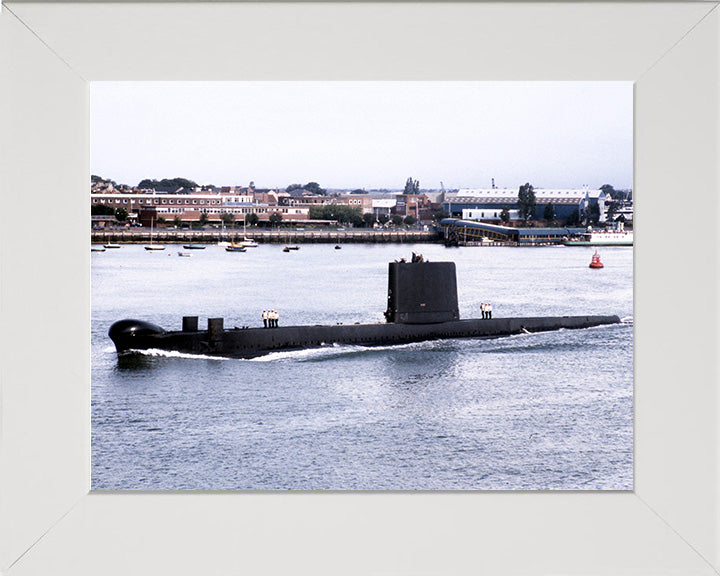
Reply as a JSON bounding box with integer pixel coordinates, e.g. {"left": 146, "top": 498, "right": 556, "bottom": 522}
{"left": 92, "top": 242, "right": 633, "bottom": 490}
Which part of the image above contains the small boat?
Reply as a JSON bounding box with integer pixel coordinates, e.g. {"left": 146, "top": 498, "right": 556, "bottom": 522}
{"left": 104, "top": 243, "right": 121, "bottom": 249}
{"left": 178, "top": 252, "right": 191, "bottom": 257}
{"left": 563, "top": 223, "right": 633, "bottom": 246}
{"left": 182, "top": 244, "right": 206, "bottom": 250}
{"left": 240, "top": 219, "right": 258, "bottom": 247}
{"left": 145, "top": 218, "right": 165, "bottom": 251}
{"left": 284, "top": 245, "right": 300, "bottom": 251}
{"left": 589, "top": 251, "right": 604, "bottom": 269}
{"left": 334, "top": 245, "right": 342, "bottom": 250}
{"left": 217, "top": 222, "right": 231, "bottom": 247}
{"left": 226, "top": 244, "right": 247, "bottom": 252}
{"left": 91, "top": 246, "right": 106, "bottom": 252}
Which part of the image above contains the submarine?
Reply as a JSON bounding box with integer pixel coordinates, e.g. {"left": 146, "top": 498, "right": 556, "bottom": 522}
{"left": 109, "top": 258, "right": 620, "bottom": 359}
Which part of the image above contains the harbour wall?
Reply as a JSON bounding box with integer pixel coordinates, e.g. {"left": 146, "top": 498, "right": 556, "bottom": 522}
{"left": 92, "top": 229, "right": 442, "bottom": 244}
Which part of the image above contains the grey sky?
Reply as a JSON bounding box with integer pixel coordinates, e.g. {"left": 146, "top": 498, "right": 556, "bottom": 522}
{"left": 91, "top": 81, "right": 632, "bottom": 191}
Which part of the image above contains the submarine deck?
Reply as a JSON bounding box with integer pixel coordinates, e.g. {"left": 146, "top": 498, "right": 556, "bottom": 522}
{"left": 114, "top": 315, "right": 621, "bottom": 359}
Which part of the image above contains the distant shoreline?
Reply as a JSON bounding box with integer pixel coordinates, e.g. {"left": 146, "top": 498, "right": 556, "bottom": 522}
{"left": 91, "top": 228, "right": 442, "bottom": 245}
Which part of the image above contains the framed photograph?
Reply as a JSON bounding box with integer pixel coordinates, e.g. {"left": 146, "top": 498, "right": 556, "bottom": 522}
{"left": 90, "top": 79, "right": 634, "bottom": 492}
{"left": 1, "top": 2, "right": 718, "bottom": 574}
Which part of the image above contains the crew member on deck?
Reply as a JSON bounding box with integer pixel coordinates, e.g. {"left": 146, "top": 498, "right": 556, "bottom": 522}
{"left": 488, "top": 303, "right": 493, "bottom": 319}
{"left": 262, "top": 310, "right": 268, "bottom": 328}
{"left": 481, "top": 303, "right": 486, "bottom": 319}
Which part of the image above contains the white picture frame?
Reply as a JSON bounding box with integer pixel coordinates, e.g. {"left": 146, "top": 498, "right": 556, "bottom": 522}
{"left": 1, "top": 2, "right": 718, "bottom": 574}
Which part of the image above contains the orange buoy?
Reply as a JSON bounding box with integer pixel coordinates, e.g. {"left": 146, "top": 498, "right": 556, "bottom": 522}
{"left": 589, "top": 250, "right": 604, "bottom": 269}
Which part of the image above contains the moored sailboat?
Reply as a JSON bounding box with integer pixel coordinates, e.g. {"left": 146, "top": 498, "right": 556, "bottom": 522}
{"left": 241, "top": 217, "right": 258, "bottom": 247}
{"left": 144, "top": 218, "right": 165, "bottom": 251}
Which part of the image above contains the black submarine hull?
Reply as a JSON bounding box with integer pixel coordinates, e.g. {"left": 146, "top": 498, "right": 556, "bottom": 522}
{"left": 108, "top": 315, "right": 621, "bottom": 359}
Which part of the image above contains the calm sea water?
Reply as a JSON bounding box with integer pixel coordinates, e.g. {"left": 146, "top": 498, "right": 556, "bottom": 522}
{"left": 92, "top": 242, "right": 633, "bottom": 490}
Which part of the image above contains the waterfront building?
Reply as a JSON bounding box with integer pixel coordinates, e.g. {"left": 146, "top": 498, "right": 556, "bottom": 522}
{"left": 462, "top": 208, "right": 520, "bottom": 222}
{"left": 91, "top": 190, "right": 309, "bottom": 225}
{"left": 578, "top": 188, "right": 608, "bottom": 221}
{"left": 280, "top": 193, "right": 334, "bottom": 207}
{"left": 394, "top": 193, "right": 432, "bottom": 220}
{"left": 251, "top": 190, "right": 279, "bottom": 206}
{"left": 371, "top": 198, "right": 397, "bottom": 219}
{"left": 444, "top": 187, "right": 602, "bottom": 222}
{"left": 336, "top": 195, "right": 373, "bottom": 214}
{"left": 279, "top": 193, "right": 373, "bottom": 214}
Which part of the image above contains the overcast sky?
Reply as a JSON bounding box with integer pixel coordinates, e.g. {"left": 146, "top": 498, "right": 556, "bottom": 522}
{"left": 91, "top": 81, "right": 632, "bottom": 191}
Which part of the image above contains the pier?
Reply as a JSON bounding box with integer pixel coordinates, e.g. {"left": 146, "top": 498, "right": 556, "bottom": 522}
{"left": 91, "top": 228, "right": 442, "bottom": 244}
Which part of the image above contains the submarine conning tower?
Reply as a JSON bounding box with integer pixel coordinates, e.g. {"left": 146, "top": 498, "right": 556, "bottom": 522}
{"left": 385, "top": 261, "right": 460, "bottom": 324}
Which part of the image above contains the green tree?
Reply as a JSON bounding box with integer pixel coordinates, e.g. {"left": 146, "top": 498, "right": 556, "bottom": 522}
{"left": 173, "top": 216, "right": 182, "bottom": 227}
{"left": 114, "top": 207, "right": 128, "bottom": 221}
{"left": 303, "top": 182, "right": 326, "bottom": 195}
{"left": 350, "top": 189, "right": 366, "bottom": 195}
{"left": 588, "top": 203, "right": 601, "bottom": 224}
{"left": 404, "top": 177, "right": 420, "bottom": 195}
{"left": 378, "top": 213, "right": 389, "bottom": 225}
{"left": 518, "top": 183, "right": 536, "bottom": 222}
{"left": 286, "top": 183, "right": 303, "bottom": 192}
{"left": 566, "top": 210, "right": 580, "bottom": 226}
{"left": 362, "top": 212, "right": 376, "bottom": 227}
{"left": 138, "top": 177, "right": 198, "bottom": 190}
{"left": 391, "top": 214, "right": 403, "bottom": 226}
{"left": 542, "top": 203, "right": 555, "bottom": 222}
{"left": 198, "top": 212, "right": 209, "bottom": 226}
{"left": 91, "top": 174, "right": 118, "bottom": 187}
{"left": 308, "top": 205, "right": 362, "bottom": 225}
{"left": 349, "top": 210, "right": 363, "bottom": 227}
{"left": 269, "top": 212, "right": 283, "bottom": 226}
{"left": 605, "top": 201, "right": 618, "bottom": 222}
{"left": 157, "top": 217, "right": 166, "bottom": 225}
{"left": 91, "top": 204, "right": 116, "bottom": 216}
{"left": 500, "top": 207, "right": 510, "bottom": 224}
{"left": 246, "top": 213, "right": 259, "bottom": 226}
{"left": 432, "top": 209, "right": 449, "bottom": 222}
{"left": 220, "top": 212, "right": 235, "bottom": 227}
{"left": 403, "top": 215, "right": 417, "bottom": 226}
{"left": 599, "top": 184, "right": 618, "bottom": 199}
